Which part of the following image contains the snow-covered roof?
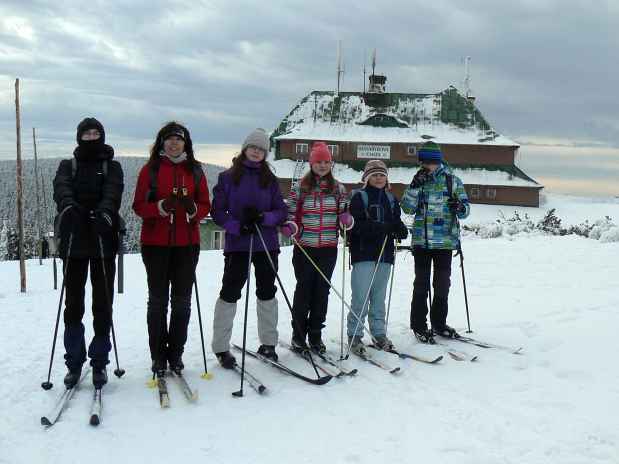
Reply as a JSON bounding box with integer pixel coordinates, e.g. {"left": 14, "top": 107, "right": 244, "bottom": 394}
{"left": 268, "top": 158, "right": 540, "bottom": 188}
{"left": 272, "top": 87, "right": 518, "bottom": 147}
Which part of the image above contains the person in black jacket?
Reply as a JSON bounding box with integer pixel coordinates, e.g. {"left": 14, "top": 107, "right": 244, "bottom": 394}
{"left": 347, "top": 160, "right": 408, "bottom": 355}
{"left": 53, "top": 118, "right": 124, "bottom": 389}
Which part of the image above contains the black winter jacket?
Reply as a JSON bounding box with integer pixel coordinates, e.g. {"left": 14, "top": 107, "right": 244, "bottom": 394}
{"left": 349, "top": 185, "right": 408, "bottom": 265}
{"left": 53, "top": 144, "right": 124, "bottom": 259}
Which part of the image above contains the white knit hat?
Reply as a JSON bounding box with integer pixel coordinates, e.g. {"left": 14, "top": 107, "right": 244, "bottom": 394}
{"left": 242, "top": 128, "right": 270, "bottom": 153}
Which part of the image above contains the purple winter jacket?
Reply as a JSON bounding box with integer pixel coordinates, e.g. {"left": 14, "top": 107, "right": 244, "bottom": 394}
{"left": 211, "top": 160, "right": 288, "bottom": 253}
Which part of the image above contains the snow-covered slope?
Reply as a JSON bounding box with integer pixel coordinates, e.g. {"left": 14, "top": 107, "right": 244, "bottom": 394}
{"left": 1, "top": 200, "right": 618, "bottom": 464}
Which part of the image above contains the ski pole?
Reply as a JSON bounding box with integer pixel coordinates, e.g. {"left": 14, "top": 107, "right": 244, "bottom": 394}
{"left": 345, "top": 234, "right": 389, "bottom": 359}
{"left": 41, "top": 233, "right": 73, "bottom": 390}
{"left": 232, "top": 234, "right": 253, "bottom": 398}
{"left": 340, "top": 227, "right": 347, "bottom": 361}
{"left": 53, "top": 255, "right": 58, "bottom": 290}
{"left": 385, "top": 244, "right": 396, "bottom": 332}
{"left": 194, "top": 277, "right": 212, "bottom": 379}
{"left": 97, "top": 234, "right": 125, "bottom": 378}
{"left": 255, "top": 225, "right": 322, "bottom": 378}
{"left": 457, "top": 247, "right": 472, "bottom": 333}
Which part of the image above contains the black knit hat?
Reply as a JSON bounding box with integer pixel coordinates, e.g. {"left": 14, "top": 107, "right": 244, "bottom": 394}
{"left": 76, "top": 117, "right": 105, "bottom": 144}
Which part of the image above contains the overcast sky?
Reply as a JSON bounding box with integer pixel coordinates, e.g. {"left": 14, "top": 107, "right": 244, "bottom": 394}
{"left": 0, "top": 0, "right": 617, "bottom": 192}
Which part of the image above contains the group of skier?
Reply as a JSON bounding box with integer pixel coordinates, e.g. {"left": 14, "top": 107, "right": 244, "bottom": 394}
{"left": 51, "top": 117, "right": 470, "bottom": 390}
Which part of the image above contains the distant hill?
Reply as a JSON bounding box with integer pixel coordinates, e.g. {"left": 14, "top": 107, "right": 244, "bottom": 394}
{"left": 0, "top": 156, "right": 225, "bottom": 259}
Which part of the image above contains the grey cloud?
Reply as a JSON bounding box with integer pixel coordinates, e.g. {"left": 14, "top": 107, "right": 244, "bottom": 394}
{"left": 0, "top": 0, "right": 617, "bottom": 160}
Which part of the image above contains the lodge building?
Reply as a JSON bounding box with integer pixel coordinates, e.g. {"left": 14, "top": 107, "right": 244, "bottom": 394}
{"left": 270, "top": 75, "right": 543, "bottom": 207}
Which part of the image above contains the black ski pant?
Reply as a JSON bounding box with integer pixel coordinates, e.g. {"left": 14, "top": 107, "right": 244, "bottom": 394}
{"left": 291, "top": 246, "right": 338, "bottom": 343}
{"left": 63, "top": 257, "right": 115, "bottom": 370}
{"left": 410, "top": 248, "right": 453, "bottom": 332}
{"left": 219, "top": 250, "right": 279, "bottom": 303}
{"left": 142, "top": 245, "right": 199, "bottom": 365}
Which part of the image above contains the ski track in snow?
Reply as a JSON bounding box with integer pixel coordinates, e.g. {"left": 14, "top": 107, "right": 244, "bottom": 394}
{"left": 1, "top": 229, "right": 619, "bottom": 462}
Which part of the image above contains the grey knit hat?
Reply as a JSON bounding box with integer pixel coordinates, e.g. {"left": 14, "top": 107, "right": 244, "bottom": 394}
{"left": 242, "top": 128, "right": 270, "bottom": 153}
{"left": 362, "top": 159, "right": 389, "bottom": 185}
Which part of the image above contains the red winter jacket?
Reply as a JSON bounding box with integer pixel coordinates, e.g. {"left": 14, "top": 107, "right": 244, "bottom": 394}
{"left": 133, "top": 157, "right": 211, "bottom": 246}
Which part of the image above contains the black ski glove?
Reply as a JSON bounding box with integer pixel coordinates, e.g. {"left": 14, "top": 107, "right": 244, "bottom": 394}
{"left": 161, "top": 190, "right": 179, "bottom": 214}
{"left": 447, "top": 198, "right": 466, "bottom": 214}
{"left": 90, "top": 209, "right": 114, "bottom": 237}
{"left": 394, "top": 223, "right": 409, "bottom": 240}
{"left": 410, "top": 169, "right": 430, "bottom": 189}
{"left": 241, "top": 206, "right": 264, "bottom": 235}
{"left": 179, "top": 189, "right": 197, "bottom": 215}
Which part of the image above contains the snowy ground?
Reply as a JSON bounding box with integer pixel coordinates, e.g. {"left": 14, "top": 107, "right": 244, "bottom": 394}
{"left": 1, "top": 195, "right": 619, "bottom": 464}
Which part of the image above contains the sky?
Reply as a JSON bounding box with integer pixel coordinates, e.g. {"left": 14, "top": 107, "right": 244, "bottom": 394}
{"left": 0, "top": 0, "right": 617, "bottom": 196}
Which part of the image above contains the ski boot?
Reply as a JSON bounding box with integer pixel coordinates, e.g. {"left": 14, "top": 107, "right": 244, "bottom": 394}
{"left": 291, "top": 336, "right": 309, "bottom": 353}
{"left": 63, "top": 367, "right": 82, "bottom": 389}
{"left": 413, "top": 328, "right": 436, "bottom": 344}
{"left": 215, "top": 351, "right": 237, "bottom": 370}
{"left": 257, "top": 344, "right": 278, "bottom": 362}
{"left": 168, "top": 357, "right": 185, "bottom": 375}
{"left": 308, "top": 335, "right": 326, "bottom": 355}
{"left": 373, "top": 335, "right": 395, "bottom": 351}
{"left": 433, "top": 324, "right": 460, "bottom": 339}
{"left": 151, "top": 359, "right": 167, "bottom": 378}
{"left": 348, "top": 336, "right": 366, "bottom": 356}
{"left": 92, "top": 367, "right": 108, "bottom": 389}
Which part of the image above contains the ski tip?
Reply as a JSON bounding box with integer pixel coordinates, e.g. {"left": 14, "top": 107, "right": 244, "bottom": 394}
{"left": 89, "top": 414, "right": 100, "bottom": 426}
{"left": 433, "top": 356, "right": 444, "bottom": 363}
{"left": 470, "top": 356, "right": 479, "bottom": 362}
{"left": 40, "top": 417, "right": 52, "bottom": 427}
{"left": 513, "top": 348, "right": 524, "bottom": 355}
{"left": 389, "top": 367, "right": 401, "bottom": 374}
{"left": 201, "top": 372, "right": 214, "bottom": 380}
{"left": 349, "top": 369, "right": 359, "bottom": 376}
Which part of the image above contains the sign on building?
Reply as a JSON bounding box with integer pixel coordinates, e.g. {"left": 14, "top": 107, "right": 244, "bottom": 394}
{"left": 357, "top": 144, "right": 391, "bottom": 159}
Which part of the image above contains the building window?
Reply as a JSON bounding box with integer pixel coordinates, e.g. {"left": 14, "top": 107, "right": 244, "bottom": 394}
{"left": 327, "top": 144, "right": 338, "bottom": 157}
{"left": 486, "top": 188, "right": 497, "bottom": 200}
{"left": 470, "top": 187, "right": 480, "bottom": 200}
{"left": 212, "top": 230, "right": 225, "bottom": 250}
{"left": 295, "top": 143, "right": 308, "bottom": 155}
{"left": 407, "top": 145, "right": 417, "bottom": 156}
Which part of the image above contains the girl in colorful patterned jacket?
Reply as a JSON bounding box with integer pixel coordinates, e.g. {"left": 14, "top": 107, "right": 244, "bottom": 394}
{"left": 280, "top": 142, "right": 352, "bottom": 354}
{"left": 210, "top": 129, "right": 288, "bottom": 369}
{"left": 400, "top": 141, "right": 470, "bottom": 344}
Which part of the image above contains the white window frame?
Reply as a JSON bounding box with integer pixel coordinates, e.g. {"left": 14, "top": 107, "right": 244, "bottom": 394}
{"left": 212, "top": 230, "right": 225, "bottom": 250}
{"left": 407, "top": 145, "right": 417, "bottom": 156}
{"left": 486, "top": 188, "right": 497, "bottom": 200}
{"left": 295, "top": 143, "right": 309, "bottom": 155}
{"left": 470, "top": 187, "right": 480, "bottom": 200}
{"left": 327, "top": 144, "right": 339, "bottom": 157}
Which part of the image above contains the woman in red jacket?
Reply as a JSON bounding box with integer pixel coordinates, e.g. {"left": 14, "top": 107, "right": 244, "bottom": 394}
{"left": 133, "top": 122, "right": 210, "bottom": 377}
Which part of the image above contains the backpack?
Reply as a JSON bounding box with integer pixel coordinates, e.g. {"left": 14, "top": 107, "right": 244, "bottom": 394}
{"left": 146, "top": 160, "right": 204, "bottom": 202}
{"left": 346, "top": 188, "right": 396, "bottom": 247}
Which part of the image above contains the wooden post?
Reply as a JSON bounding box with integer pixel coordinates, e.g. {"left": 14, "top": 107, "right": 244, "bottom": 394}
{"left": 33, "top": 127, "right": 42, "bottom": 265}
{"left": 15, "top": 78, "right": 26, "bottom": 292}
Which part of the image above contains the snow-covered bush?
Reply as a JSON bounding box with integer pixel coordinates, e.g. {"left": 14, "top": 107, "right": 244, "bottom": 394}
{"left": 599, "top": 227, "right": 619, "bottom": 243}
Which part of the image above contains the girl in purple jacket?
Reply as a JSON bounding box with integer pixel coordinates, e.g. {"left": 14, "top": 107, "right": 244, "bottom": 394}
{"left": 210, "top": 128, "right": 288, "bottom": 369}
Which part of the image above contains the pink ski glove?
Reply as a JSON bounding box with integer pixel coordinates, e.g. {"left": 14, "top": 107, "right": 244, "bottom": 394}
{"left": 339, "top": 212, "right": 354, "bottom": 231}
{"left": 280, "top": 221, "right": 299, "bottom": 238}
